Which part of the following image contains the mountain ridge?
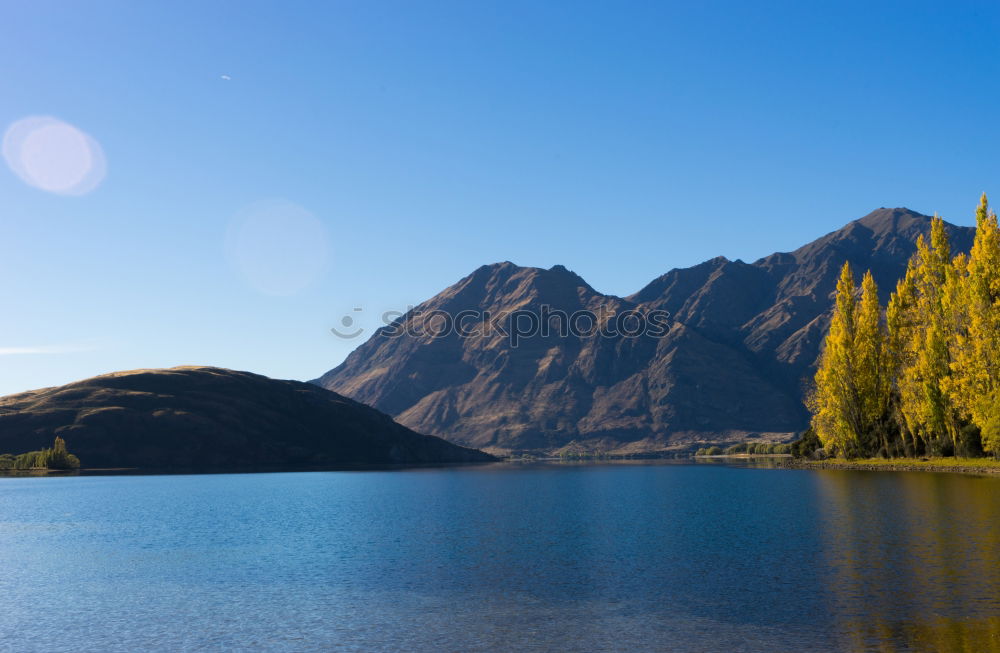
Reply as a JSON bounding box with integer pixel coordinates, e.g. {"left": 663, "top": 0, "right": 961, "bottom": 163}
{"left": 0, "top": 366, "right": 496, "bottom": 469}
{"left": 317, "top": 208, "right": 976, "bottom": 454}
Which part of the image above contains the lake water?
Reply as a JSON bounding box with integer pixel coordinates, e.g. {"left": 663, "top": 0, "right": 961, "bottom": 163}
{"left": 1, "top": 461, "right": 999, "bottom": 652}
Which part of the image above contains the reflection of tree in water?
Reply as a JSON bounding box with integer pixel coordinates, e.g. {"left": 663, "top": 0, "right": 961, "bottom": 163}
{"left": 815, "top": 470, "right": 1000, "bottom": 651}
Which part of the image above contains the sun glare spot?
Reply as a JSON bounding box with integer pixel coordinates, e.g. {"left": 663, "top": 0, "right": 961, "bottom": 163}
{"left": 225, "top": 199, "right": 331, "bottom": 296}
{"left": 2, "top": 116, "right": 107, "bottom": 195}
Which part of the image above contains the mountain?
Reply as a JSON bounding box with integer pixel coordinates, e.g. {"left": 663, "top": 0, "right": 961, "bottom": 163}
{"left": 317, "top": 208, "right": 976, "bottom": 455}
{"left": 0, "top": 366, "right": 495, "bottom": 469}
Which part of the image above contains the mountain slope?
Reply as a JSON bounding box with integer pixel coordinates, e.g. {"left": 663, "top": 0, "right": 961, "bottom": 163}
{"left": 317, "top": 208, "right": 975, "bottom": 454}
{"left": 0, "top": 366, "right": 495, "bottom": 469}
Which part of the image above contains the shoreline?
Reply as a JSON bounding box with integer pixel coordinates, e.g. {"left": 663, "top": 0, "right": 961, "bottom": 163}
{"left": 693, "top": 454, "right": 792, "bottom": 459}
{"left": 778, "top": 457, "right": 1000, "bottom": 475}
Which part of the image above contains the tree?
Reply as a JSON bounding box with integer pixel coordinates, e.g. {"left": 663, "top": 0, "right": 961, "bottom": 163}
{"left": 47, "top": 435, "right": 79, "bottom": 469}
{"left": 951, "top": 193, "right": 1000, "bottom": 454}
{"left": 940, "top": 251, "right": 970, "bottom": 433}
{"left": 790, "top": 428, "right": 822, "bottom": 458}
{"left": 812, "top": 192, "right": 1000, "bottom": 459}
{"left": 811, "top": 263, "right": 892, "bottom": 458}
{"left": 887, "top": 262, "right": 919, "bottom": 454}
{"left": 855, "top": 270, "right": 892, "bottom": 455}
{"left": 887, "top": 217, "right": 957, "bottom": 454}
{"left": 2, "top": 437, "right": 81, "bottom": 470}
{"left": 811, "top": 262, "right": 863, "bottom": 457}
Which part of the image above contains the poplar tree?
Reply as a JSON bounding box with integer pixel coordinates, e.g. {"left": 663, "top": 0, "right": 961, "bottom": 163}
{"left": 952, "top": 194, "right": 1000, "bottom": 453}
{"left": 887, "top": 263, "right": 920, "bottom": 454}
{"left": 811, "top": 262, "right": 862, "bottom": 457}
{"left": 809, "top": 192, "right": 1000, "bottom": 459}
{"left": 887, "top": 217, "right": 956, "bottom": 454}
{"left": 941, "top": 251, "right": 971, "bottom": 448}
{"left": 855, "top": 270, "right": 891, "bottom": 455}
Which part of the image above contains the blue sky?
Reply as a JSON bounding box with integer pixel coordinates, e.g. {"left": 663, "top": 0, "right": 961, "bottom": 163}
{"left": 2, "top": 0, "right": 1000, "bottom": 395}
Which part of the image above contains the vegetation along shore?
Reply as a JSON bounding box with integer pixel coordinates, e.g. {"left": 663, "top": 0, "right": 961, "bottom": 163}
{"left": 779, "top": 457, "right": 1000, "bottom": 475}
{"left": 0, "top": 436, "right": 80, "bottom": 472}
{"left": 803, "top": 193, "right": 1000, "bottom": 464}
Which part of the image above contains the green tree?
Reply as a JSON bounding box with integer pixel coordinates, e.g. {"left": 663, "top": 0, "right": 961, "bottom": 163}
{"left": 2, "top": 437, "right": 81, "bottom": 470}
{"left": 47, "top": 436, "right": 80, "bottom": 469}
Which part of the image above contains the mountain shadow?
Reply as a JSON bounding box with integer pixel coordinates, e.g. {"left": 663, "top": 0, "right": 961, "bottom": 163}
{"left": 317, "top": 208, "right": 975, "bottom": 455}
{"left": 0, "top": 366, "right": 495, "bottom": 470}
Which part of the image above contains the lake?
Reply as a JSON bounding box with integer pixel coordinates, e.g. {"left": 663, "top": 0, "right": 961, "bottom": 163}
{"left": 1, "top": 461, "right": 998, "bottom": 652}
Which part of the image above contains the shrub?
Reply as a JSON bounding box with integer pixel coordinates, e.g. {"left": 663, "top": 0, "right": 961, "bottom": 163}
{"left": 791, "top": 428, "right": 821, "bottom": 458}
{"left": 957, "top": 424, "right": 985, "bottom": 458}
{"left": 2, "top": 437, "right": 81, "bottom": 471}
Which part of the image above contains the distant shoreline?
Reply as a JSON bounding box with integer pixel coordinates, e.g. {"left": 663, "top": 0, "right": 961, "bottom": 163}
{"left": 0, "top": 461, "right": 504, "bottom": 478}
{"left": 692, "top": 454, "right": 792, "bottom": 459}
{"left": 778, "top": 457, "right": 1000, "bottom": 475}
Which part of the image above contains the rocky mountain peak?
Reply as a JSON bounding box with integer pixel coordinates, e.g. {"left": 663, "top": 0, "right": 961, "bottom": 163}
{"left": 317, "top": 208, "right": 977, "bottom": 455}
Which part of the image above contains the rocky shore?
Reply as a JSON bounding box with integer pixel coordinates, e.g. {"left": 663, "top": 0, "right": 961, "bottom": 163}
{"left": 778, "top": 457, "right": 1000, "bottom": 475}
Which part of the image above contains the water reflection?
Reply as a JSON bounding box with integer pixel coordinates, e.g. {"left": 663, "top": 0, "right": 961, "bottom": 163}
{"left": 815, "top": 470, "right": 1000, "bottom": 652}
{"left": 2, "top": 464, "right": 1000, "bottom": 651}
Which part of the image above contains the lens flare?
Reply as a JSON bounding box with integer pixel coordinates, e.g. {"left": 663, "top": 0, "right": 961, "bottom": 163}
{"left": 225, "top": 199, "right": 331, "bottom": 296}
{"left": 2, "top": 116, "right": 107, "bottom": 195}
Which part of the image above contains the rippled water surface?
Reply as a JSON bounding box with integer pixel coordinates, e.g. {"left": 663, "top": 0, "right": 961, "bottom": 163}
{"left": 1, "top": 461, "right": 999, "bottom": 652}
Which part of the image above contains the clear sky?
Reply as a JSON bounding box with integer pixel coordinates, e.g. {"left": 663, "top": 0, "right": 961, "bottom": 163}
{"left": 3, "top": 0, "right": 1000, "bottom": 395}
